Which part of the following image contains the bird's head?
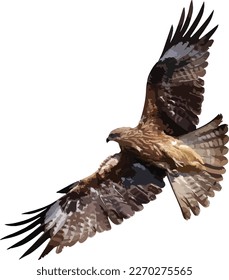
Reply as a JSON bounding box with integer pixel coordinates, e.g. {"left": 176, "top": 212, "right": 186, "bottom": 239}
{"left": 106, "top": 127, "right": 132, "bottom": 144}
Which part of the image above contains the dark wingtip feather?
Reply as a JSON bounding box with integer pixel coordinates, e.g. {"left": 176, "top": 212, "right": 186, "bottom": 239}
{"left": 7, "top": 226, "right": 45, "bottom": 250}
{"left": 161, "top": 25, "right": 173, "bottom": 57}
{"left": 190, "top": 0, "right": 193, "bottom": 12}
{"left": 160, "top": 2, "right": 216, "bottom": 58}
{"left": 38, "top": 242, "right": 56, "bottom": 260}
{"left": 184, "top": 2, "right": 205, "bottom": 39}
{"left": 192, "top": 10, "right": 214, "bottom": 41}
{"left": 1, "top": 235, "right": 9, "bottom": 240}
{"left": 180, "top": 1, "right": 193, "bottom": 35}
{"left": 2, "top": 219, "right": 41, "bottom": 240}
{"left": 177, "top": 8, "right": 185, "bottom": 31}
{"left": 200, "top": 25, "right": 218, "bottom": 43}
{"left": 19, "top": 231, "right": 51, "bottom": 259}
{"left": 172, "top": 8, "right": 185, "bottom": 42}
{"left": 57, "top": 182, "right": 78, "bottom": 193}
{"left": 5, "top": 216, "right": 40, "bottom": 227}
{"left": 22, "top": 203, "right": 52, "bottom": 215}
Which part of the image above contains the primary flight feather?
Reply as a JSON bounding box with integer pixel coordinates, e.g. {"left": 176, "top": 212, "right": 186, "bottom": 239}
{"left": 2, "top": 1, "right": 228, "bottom": 259}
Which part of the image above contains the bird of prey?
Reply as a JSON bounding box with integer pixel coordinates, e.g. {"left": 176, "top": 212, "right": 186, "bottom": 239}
{"left": 2, "top": 1, "right": 228, "bottom": 259}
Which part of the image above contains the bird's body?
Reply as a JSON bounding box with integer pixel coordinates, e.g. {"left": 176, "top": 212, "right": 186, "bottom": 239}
{"left": 2, "top": 1, "right": 228, "bottom": 259}
{"left": 107, "top": 126, "right": 205, "bottom": 174}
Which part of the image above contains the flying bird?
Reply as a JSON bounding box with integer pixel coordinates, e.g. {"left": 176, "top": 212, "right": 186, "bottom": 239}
{"left": 2, "top": 1, "right": 228, "bottom": 259}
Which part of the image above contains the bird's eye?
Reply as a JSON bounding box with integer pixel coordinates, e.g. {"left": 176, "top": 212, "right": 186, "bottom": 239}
{"left": 109, "top": 133, "right": 121, "bottom": 139}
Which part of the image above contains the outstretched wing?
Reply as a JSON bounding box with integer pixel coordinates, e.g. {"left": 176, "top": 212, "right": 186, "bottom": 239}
{"left": 2, "top": 152, "right": 165, "bottom": 259}
{"left": 140, "top": 2, "right": 218, "bottom": 136}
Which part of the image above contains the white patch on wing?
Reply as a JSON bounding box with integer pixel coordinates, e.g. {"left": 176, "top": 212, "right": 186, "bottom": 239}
{"left": 75, "top": 200, "right": 86, "bottom": 214}
{"left": 45, "top": 202, "right": 68, "bottom": 235}
{"left": 161, "top": 42, "right": 198, "bottom": 60}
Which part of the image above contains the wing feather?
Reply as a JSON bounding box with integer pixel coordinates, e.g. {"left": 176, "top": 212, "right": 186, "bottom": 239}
{"left": 140, "top": 2, "right": 218, "bottom": 136}
{"left": 2, "top": 1, "right": 222, "bottom": 261}
{"left": 2, "top": 153, "right": 165, "bottom": 259}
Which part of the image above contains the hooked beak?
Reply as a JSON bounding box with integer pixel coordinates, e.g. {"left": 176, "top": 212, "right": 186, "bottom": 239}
{"left": 106, "top": 133, "right": 121, "bottom": 143}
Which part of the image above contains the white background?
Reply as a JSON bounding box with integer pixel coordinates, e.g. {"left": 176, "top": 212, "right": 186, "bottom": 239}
{"left": 0, "top": 0, "right": 228, "bottom": 279}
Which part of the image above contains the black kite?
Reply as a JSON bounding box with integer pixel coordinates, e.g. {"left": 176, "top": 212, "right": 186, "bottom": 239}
{"left": 2, "top": 1, "right": 228, "bottom": 259}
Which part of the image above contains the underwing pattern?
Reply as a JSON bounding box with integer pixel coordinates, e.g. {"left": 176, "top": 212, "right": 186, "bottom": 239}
{"left": 2, "top": 1, "right": 228, "bottom": 259}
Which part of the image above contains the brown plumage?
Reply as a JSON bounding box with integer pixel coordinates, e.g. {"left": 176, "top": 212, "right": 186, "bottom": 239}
{"left": 2, "top": 1, "right": 228, "bottom": 259}
{"left": 107, "top": 126, "right": 205, "bottom": 173}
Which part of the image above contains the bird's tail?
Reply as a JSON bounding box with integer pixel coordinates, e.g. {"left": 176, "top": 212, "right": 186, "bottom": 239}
{"left": 167, "top": 114, "right": 228, "bottom": 219}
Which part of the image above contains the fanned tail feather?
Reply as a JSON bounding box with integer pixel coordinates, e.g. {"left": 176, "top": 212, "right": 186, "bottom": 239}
{"left": 168, "top": 115, "right": 228, "bottom": 219}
